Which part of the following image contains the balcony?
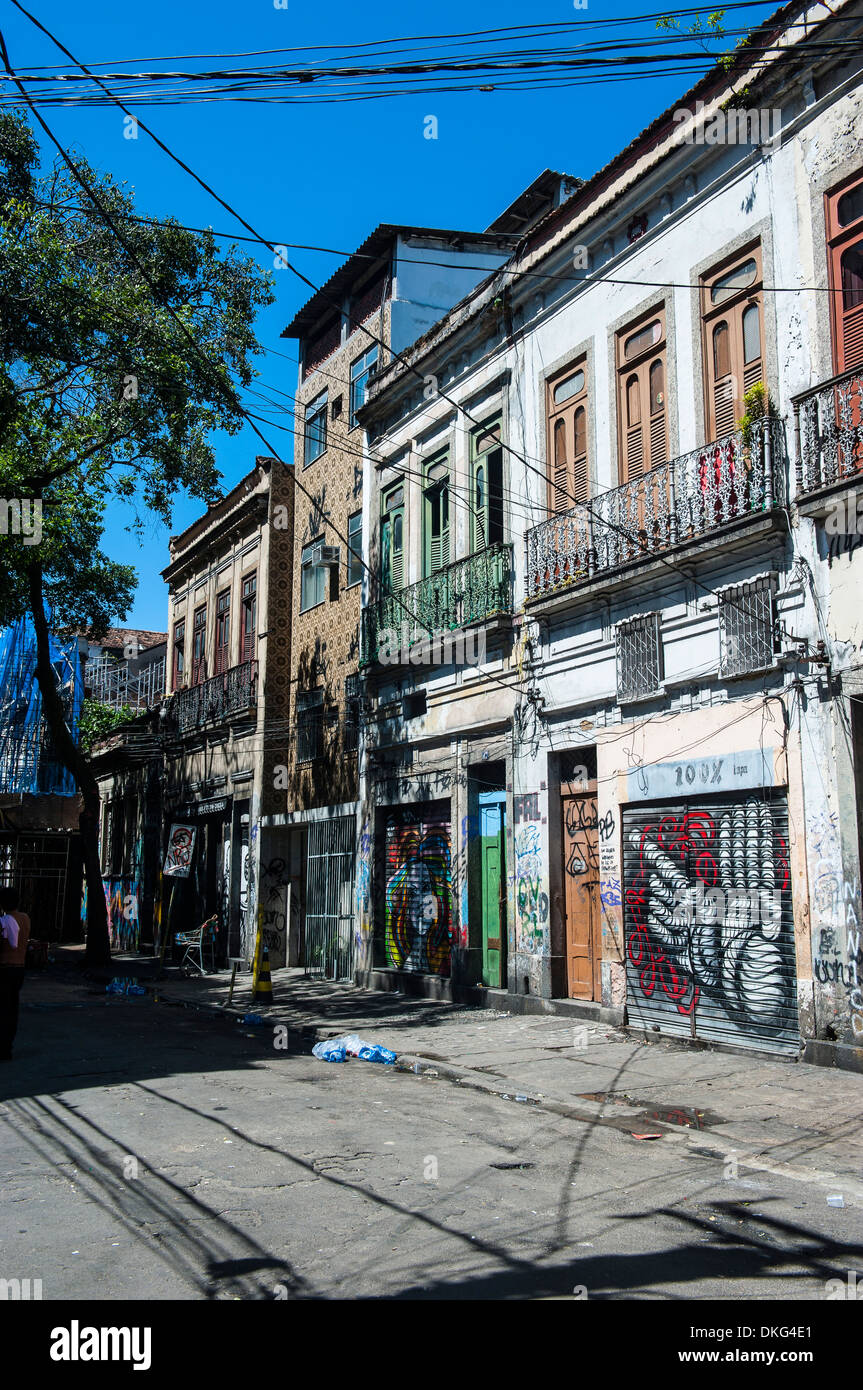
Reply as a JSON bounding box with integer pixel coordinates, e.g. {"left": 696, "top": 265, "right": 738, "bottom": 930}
{"left": 361, "top": 543, "right": 513, "bottom": 668}
{"left": 793, "top": 366, "right": 863, "bottom": 501}
{"left": 525, "top": 420, "right": 783, "bottom": 603}
{"left": 173, "top": 660, "right": 258, "bottom": 734}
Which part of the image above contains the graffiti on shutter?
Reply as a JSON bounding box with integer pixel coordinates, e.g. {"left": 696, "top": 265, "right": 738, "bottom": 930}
{"left": 623, "top": 794, "right": 798, "bottom": 1053}
{"left": 384, "top": 813, "right": 455, "bottom": 975}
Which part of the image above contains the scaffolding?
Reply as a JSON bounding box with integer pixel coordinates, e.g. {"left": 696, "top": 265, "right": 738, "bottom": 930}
{"left": 0, "top": 615, "right": 83, "bottom": 796}
{"left": 84, "top": 654, "right": 166, "bottom": 711}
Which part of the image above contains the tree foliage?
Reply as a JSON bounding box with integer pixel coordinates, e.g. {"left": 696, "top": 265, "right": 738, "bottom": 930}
{"left": 0, "top": 110, "right": 275, "bottom": 962}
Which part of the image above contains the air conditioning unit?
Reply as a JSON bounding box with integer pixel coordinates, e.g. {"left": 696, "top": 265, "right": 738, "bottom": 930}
{"left": 303, "top": 542, "right": 340, "bottom": 568}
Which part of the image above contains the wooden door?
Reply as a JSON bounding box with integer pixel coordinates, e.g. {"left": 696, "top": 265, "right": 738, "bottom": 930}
{"left": 479, "top": 794, "right": 506, "bottom": 988}
{"left": 561, "top": 790, "right": 601, "bottom": 1000}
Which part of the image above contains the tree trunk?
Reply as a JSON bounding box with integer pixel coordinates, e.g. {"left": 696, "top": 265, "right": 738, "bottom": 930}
{"left": 27, "top": 564, "right": 111, "bottom": 967}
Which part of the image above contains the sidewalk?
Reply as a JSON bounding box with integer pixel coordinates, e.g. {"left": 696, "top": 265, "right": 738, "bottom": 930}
{"left": 33, "top": 949, "right": 863, "bottom": 1207}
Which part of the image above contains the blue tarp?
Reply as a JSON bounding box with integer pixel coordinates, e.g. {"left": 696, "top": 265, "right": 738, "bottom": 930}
{"left": 0, "top": 614, "right": 83, "bottom": 796}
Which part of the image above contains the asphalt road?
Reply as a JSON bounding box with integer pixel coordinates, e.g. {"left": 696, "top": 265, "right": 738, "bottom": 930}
{"left": 1, "top": 985, "right": 862, "bottom": 1301}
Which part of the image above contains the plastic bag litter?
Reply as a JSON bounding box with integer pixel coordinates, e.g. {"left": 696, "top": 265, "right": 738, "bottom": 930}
{"left": 239, "top": 1012, "right": 266, "bottom": 1026}
{"left": 106, "top": 978, "right": 146, "bottom": 997}
{"left": 312, "top": 1033, "right": 397, "bottom": 1065}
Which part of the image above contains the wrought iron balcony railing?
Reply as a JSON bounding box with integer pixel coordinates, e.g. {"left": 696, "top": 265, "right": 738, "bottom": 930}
{"left": 793, "top": 365, "right": 863, "bottom": 499}
{"left": 173, "top": 659, "right": 258, "bottom": 734}
{"left": 526, "top": 419, "right": 783, "bottom": 602}
{"left": 361, "top": 542, "right": 513, "bottom": 667}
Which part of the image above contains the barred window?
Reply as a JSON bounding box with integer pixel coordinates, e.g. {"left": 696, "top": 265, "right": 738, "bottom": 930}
{"left": 719, "top": 576, "right": 776, "bottom": 677}
{"left": 344, "top": 673, "right": 361, "bottom": 753}
{"left": 616, "top": 612, "right": 663, "bottom": 703}
{"left": 296, "top": 688, "right": 324, "bottom": 764}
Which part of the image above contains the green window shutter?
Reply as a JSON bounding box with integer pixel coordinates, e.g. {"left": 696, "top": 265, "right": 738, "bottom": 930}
{"left": 391, "top": 511, "right": 404, "bottom": 590}
{"left": 474, "top": 463, "right": 487, "bottom": 551}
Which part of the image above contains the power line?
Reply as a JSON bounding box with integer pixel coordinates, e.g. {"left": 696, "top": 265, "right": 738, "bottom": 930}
{"left": 5, "top": 0, "right": 824, "bottom": 640}
{"left": 0, "top": 29, "right": 538, "bottom": 712}
{"left": 24, "top": 199, "right": 851, "bottom": 296}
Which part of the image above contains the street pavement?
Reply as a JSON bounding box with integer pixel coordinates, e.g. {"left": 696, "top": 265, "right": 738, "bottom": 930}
{"left": 1, "top": 952, "right": 862, "bottom": 1301}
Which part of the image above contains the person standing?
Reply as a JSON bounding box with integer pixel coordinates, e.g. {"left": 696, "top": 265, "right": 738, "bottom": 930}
{"left": 0, "top": 886, "right": 31, "bottom": 1061}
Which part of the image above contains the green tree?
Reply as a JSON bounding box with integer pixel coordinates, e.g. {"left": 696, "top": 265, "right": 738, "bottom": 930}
{"left": 0, "top": 111, "right": 274, "bottom": 965}
{"left": 78, "top": 699, "right": 137, "bottom": 756}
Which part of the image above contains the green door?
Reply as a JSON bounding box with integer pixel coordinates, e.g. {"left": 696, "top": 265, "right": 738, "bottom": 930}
{"left": 479, "top": 793, "right": 506, "bottom": 987}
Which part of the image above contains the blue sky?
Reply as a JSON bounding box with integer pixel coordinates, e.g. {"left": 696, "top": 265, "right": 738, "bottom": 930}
{"left": 2, "top": 0, "right": 778, "bottom": 630}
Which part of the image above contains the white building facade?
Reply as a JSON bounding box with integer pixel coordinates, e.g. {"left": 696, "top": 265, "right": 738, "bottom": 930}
{"left": 357, "top": 0, "right": 863, "bottom": 1066}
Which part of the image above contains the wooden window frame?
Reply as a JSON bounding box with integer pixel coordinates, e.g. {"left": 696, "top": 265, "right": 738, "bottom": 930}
{"left": 546, "top": 359, "right": 589, "bottom": 514}
{"left": 191, "top": 605, "right": 207, "bottom": 686}
{"left": 471, "top": 418, "right": 504, "bottom": 551}
{"left": 380, "top": 483, "right": 405, "bottom": 594}
{"left": 172, "top": 619, "right": 185, "bottom": 691}
{"left": 214, "top": 588, "right": 231, "bottom": 675}
{"left": 826, "top": 169, "right": 863, "bottom": 375}
{"left": 615, "top": 306, "right": 668, "bottom": 484}
{"left": 700, "top": 242, "right": 764, "bottom": 444}
{"left": 422, "top": 453, "right": 450, "bottom": 578}
{"left": 240, "top": 573, "right": 257, "bottom": 663}
{"left": 346, "top": 510, "right": 363, "bottom": 588}
{"left": 303, "top": 391, "right": 328, "bottom": 466}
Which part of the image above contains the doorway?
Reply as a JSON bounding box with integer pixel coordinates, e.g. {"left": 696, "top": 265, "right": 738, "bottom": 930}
{"left": 560, "top": 755, "right": 601, "bottom": 1001}
{"left": 478, "top": 790, "right": 506, "bottom": 988}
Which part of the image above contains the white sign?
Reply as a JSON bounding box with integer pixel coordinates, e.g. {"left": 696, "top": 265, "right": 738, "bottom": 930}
{"left": 627, "top": 749, "right": 775, "bottom": 802}
{"left": 163, "top": 824, "right": 196, "bottom": 878}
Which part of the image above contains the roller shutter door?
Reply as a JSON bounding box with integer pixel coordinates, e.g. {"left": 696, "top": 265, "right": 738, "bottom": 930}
{"left": 623, "top": 793, "right": 798, "bottom": 1054}
{"left": 384, "top": 811, "right": 455, "bottom": 976}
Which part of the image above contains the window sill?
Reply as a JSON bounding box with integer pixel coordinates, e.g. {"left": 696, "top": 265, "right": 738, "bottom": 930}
{"left": 299, "top": 598, "right": 327, "bottom": 615}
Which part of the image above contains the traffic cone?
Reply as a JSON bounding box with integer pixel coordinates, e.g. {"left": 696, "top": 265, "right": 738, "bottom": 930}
{"left": 253, "top": 943, "right": 273, "bottom": 1004}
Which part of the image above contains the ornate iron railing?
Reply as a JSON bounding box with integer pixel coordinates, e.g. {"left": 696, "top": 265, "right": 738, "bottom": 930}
{"left": 173, "top": 659, "right": 258, "bottom": 733}
{"left": 361, "top": 542, "right": 512, "bottom": 666}
{"left": 526, "top": 420, "right": 783, "bottom": 602}
{"left": 793, "top": 366, "right": 863, "bottom": 498}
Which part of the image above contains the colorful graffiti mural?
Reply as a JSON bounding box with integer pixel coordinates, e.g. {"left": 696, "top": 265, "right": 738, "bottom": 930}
{"left": 82, "top": 878, "right": 141, "bottom": 951}
{"left": 514, "top": 822, "right": 547, "bottom": 953}
{"left": 384, "top": 818, "right": 454, "bottom": 975}
{"left": 624, "top": 797, "right": 797, "bottom": 1046}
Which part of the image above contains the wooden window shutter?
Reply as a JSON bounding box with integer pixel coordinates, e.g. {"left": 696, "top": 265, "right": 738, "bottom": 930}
{"left": 553, "top": 418, "right": 569, "bottom": 512}
{"left": 827, "top": 174, "right": 863, "bottom": 372}
{"left": 648, "top": 358, "right": 667, "bottom": 468}
{"left": 430, "top": 489, "right": 449, "bottom": 571}
{"left": 547, "top": 361, "right": 589, "bottom": 512}
{"left": 573, "top": 406, "right": 588, "bottom": 503}
{"left": 625, "top": 372, "right": 644, "bottom": 480}
{"left": 702, "top": 247, "right": 764, "bottom": 440}
{"left": 382, "top": 485, "right": 405, "bottom": 593}
{"left": 391, "top": 512, "right": 404, "bottom": 589}
{"left": 424, "top": 458, "right": 450, "bottom": 576}
{"left": 616, "top": 311, "right": 666, "bottom": 483}
{"left": 475, "top": 463, "right": 487, "bottom": 550}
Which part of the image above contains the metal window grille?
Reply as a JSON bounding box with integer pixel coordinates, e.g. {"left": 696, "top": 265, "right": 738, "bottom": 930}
{"left": 296, "top": 689, "right": 323, "bottom": 764}
{"left": 616, "top": 612, "right": 662, "bottom": 703}
{"left": 305, "top": 816, "right": 356, "bottom": 979}
{"left": 719, "top": 577, "right": 776, "bottom": 677}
